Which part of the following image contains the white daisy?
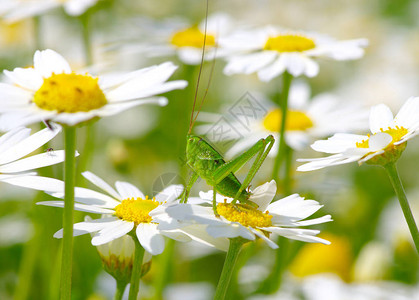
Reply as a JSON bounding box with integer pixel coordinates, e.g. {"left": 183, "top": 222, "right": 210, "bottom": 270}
{"left": 297, "top": 97, "right": 419, "bottom": 171}
{"left": 220, "top": 26, "right": 368, "bottom": 81}
{"left": 0, "top": 125, "right": 66, "bottom": 182}
{"left": 197, "top": 82, "right": 368, "bottom": 158}
{"left": 122, "top": 13, "right": 233, "bottom": 65}
{"left": 153, "top": 181, "right": 332, "bottom": 249}
{"left": 0, "top": 0, "right": 99, "bottom": 23}
{"left": 0, "top": 49, "right": 187, "bottom": 127}
{"left": 26, "top": 171, "right": 192, "bottom": 255}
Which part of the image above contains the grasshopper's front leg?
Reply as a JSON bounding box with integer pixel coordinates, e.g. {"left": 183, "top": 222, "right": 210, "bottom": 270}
{"left": 181, "top": 172, "right": 199, "bottom": 203}
{"left": 212, "top": 135, "right": 275, "bottom": 205}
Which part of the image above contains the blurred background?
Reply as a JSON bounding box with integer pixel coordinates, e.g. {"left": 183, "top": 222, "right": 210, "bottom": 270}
{"left": 1, "top": 0, "right": 419, "bottom": 299}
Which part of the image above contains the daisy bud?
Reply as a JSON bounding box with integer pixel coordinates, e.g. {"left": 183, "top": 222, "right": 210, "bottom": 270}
{"left": 96, "top": 234, "right": 152, "bottom": 284}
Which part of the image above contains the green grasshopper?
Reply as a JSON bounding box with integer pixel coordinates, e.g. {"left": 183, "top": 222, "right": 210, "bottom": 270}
{"left": 180, "top": 2, "right": 275, "bottom": 214}
{"left": 182, "top": 133, "right": 275, "bottom": 213}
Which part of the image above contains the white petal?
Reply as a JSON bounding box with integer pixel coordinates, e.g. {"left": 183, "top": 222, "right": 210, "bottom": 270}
{"left": 250, "top": 180, "right": 277, "bottom": 212}
{"left": 250, "top": 227, "right": 278, "bottom": 249}
{"left": 164, "top": 204, "right": 222, "bottom": 225}
{"left": 368, "top": 132, "right": 392, "bottom": 151}
{"left": 49, "top": 187, "right": 120, "bottom": 208}
{"left": 4, "top": 68, "right": 43, "bottom": 90}
{"left": 53, "top": 217, "right": 119, "bottom": 238}
{"left": 105, "top": 62, "right": 185, "bottom": 101}
{"left": 160, "top": 230, "right": 191, "bottom": 242}
{"left": 34, "top": 49, "right": 72, "bottom": 78}
{"left": 206, "top": 223, "right": 255, "bottom": 240}
{"left": 37, "top": 201, "right": 115, "bottom": 214}
{"left": 92, "top": 220, "right": 134, "bottom": 246}
{"left": 0, "top": 125, "right": 61, "bottom": 165}
{"left": 136, "top": 223, "right": 165, "bottom": 255}
{"left": 115, "top": 181, "right": 145, "bottom": 199}
{"left": 282, "top": 53, "right": 306, "bottom": 77}
{"left": 180, "top": 224, "right": 229, "bottom": 251}
{"left": 0, "top": 151, "right": 65, "bottom": 173}
{"left": 108, "top": 80, "right": 187, "bottom": 102}
{"left": 301, "top": 56, "right": 320, "bottom": 77}
{"left": 296, "top": 215, "right": 333, "bottom": 226}
{"left": 0, "top": 82, "right": 32, "bottom": 104}
{"left": 50, "top": 111, "right": 96, "bottom": 126}
{"left": 223, "top": 51, "right": 276, "bottom": 75}
{"left": 155, "top": 184, "right": 184, "bottom": 203}
{"left": 310, "top": 133, "right": 366, "bottom": 154}
{"left": 369, "top": 104, "right": 393, "bottom": 134}
{"left": 268, "top": 227, "right": 330, "bottom": 244}
{"left": 268, "top": 195, "right": 323, "bottom": 220}
{"left": 82, "top": 171, "right": 121, "bottom": 200}
{"left": 64, "top": 0, "right": 98, "bottom": 16}
{"left": 0, "top": 127, "right": 31, "bottom": 155}
{"left": 177, "top": 47, "right": 205, "bottom": 65}
{"left": 1, "top": 175, "right": 64, "bottom": 192}
{"left": 99, "top": 98, "right": 169, "bottom": 116}
{"left": 394, "top": 97, "right": 419, "bottom": 129}
{"left": 257, "top": 57, "right": 286, "bottom": 82}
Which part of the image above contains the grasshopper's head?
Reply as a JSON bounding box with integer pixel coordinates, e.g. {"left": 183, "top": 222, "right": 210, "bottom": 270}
{"left": 186, "top": 134, "right": 203, "bottom": 159}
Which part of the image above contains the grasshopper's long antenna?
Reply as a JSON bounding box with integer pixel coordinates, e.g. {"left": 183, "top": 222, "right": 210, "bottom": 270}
{"left": 188, "top": 0, "right": 210, "bottom": 135}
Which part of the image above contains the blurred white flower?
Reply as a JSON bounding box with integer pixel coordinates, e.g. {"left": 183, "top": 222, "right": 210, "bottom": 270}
{"left": 0, "top": 0, "right": 99, "bottom": 23}
{"left": 220, "top": 26, "right": 367, "bottom": 81}
{"left": 0, "top": 49, "right": 187, "bottom": 127}
{"left": 298, "top": 97, "right": 419, "bottom": 171}
{"left": 197, "top": 82, "right": 368, "bottom": 157}
{"left": 116, "top": 13, "right": 234, "bottom": 65}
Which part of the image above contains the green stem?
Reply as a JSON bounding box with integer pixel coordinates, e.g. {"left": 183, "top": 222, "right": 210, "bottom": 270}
{"left": 78, "top": 123, "right": 95, "bottom": 176}
{"left": 384, "top": 163, "right": 419, "bottom": 253}
{"left": 60, "top": 126, "right": 76, "bottom": 300}
{"left": 283, "top": 146, "right": 293, "bottom": 195}
{"left": 80, "top": 12, "right": 93, "bottom": 66}
{"left": 33, "top": 16, "right": 42, "bottom": 50}
{"left": 128, "top": 236, "right": 145, "bottom": 300}
{"left": 214, "top": 238, "right": 244, "bottom": 300}
{"left": 271, "top": 72, "right": 293, "bottom": 186}
{"left": 113, "top": 280, "right": 127, "bottom": 300}
{"left": 154, "top": 239, "right": 175, "bottom": 300}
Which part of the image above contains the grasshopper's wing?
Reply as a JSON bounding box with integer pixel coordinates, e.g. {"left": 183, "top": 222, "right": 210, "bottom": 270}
{"left": 196, "top": 140, "right": 226, "bottom": 163}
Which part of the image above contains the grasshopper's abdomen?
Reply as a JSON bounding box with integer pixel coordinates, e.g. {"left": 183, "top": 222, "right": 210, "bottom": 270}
{"left": 186, "top": 135, "right": 251, "bottom": 203}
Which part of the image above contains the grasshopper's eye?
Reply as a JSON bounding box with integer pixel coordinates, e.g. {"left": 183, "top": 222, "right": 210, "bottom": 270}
{"left": 189, "top": 138, "right": 194, "bottom": 142}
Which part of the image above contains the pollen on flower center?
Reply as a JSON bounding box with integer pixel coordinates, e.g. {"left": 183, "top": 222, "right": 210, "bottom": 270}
{"left": 114, "top": 196, "right": 160, "bottom": 225}
{"left": 170, "top": 27, "right": 216, "bottom": 48}
{"left": 263, "top": 109, "right": 313, "bottom": 132}
{"left": 33, "top": 72, "right": 107, "bottom": 113}
{"left": 356, "top": 126, "right": 409, "bottom": 148}
{"left": 217, "top": 203, "right": 272, "bottom": 228}
{"left": 264, "top": 34, "right": 316, "bottom": 52}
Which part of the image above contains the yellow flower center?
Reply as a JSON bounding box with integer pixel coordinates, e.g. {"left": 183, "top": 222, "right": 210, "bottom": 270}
{"left": 264, "top": 34, "right": 316, "bottom": 52}
{"left": 217, "top": 203, "right": 272, "bottom": 228}
{"left": 356, "top": 126, "right": 408, "bottom": 148}
{"left": 114, "top": 196, "right": 160, "bottom": 225}
{"left": 170, "top": 27, "right": 216, "bottom": 48}
{"left": 33, "top": 72, "right": 107, "bottom": 113}
{"left": 263, "top": 109, "right": 313, "bottom": 132}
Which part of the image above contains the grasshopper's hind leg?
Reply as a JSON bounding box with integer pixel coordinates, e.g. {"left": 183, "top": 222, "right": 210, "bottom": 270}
{"left": 231, "top": 135, "right": 275, "bottom": 205}
{"left": 210, "top": 136, "right": 275, "bottom": 206}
